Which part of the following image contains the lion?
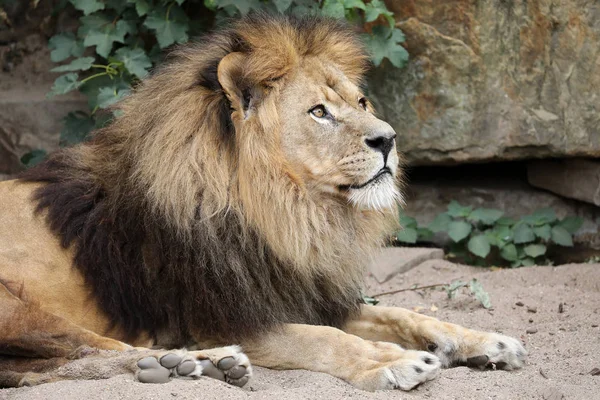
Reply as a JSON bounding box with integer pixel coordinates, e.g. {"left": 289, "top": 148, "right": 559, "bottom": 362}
{"left": 0, "top": 13, "right": 526, "bottom": 391}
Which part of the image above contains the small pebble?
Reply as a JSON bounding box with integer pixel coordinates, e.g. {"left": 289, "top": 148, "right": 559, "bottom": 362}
{"left": 592, "top": 324, "right": 598, "bottom": 328}
{"left": 516, "top": 301, "right": 524, "bottom": 307}
{"left": 590, "top": 368, "right": 600, "bottom": 376}
{"left": 526, "top": 327, "right": 538, "bottom": 334}
{"left": 529, "top": 318, "right": 534, "bottom": 323}
{"left": 527, "top": 306, "right": 537, "bottom": 313}
{"left": 558, "top": 303, "right": 564, "bottom": 313}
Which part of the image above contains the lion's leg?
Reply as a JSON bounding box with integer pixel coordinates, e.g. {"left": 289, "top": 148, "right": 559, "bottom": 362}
{"left": 237, "top": 323, "right": 441, "bottom": 391}
{"left": 0, "top": 281, "right": 129, "bottom": 359}
{"left": 343, "top": 305, "right": 526, "bottom": 370}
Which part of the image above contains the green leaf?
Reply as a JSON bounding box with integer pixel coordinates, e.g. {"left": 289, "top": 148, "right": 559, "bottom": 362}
{"left": 513, "top": 223, "right": 535, "bottom": 244}
{"left": 114, "top": 47, "right": 151, "bottom": 78}
{"left": 469, "top": 279, "right": 491, "bottom": 309}
{"left": 97, "top": 86, "right": 131, "bottom": 109}
{"left": 48, "top": 33, "right": 84, "bottom": 62}
{"left": 551, "top": 226, "right": 574, "bottom": 247}
{"left": 523, "top": 208, "right": 557, "bottom": 226}
{"left": 396, "top": 228, "right": 417, "bottom": 244}
{"left": 447, "top": 200, "right": 472, "bottom": 218}
{"left": 213, "top": 0, "right": 261, "bottom": 15}
{"left": 144, "top": 5, "right": 190, "bottom": 48}
{"left": 523, "top": 244, "right": 547, "bottom": 258}
{"left": 128, "top": 0, "right": 150, "bottom": 16}
{"left": 467, "top": 235, "right": 491, "bottom": 258}
{"left": 47, "top": 73, "right": 82, "bottom": 98}
{"left": 364, "top": 0, "right": 393, "bottom": 22}
{"left": 69, "top": 0, "right": 105, "bottom": 15}
{"left": 21, "top": 149, "right": 47, "bottom": 167}
{"left": 321, "top": 0, "right": 345, "bottom": 18}
{"left": 417, "top": 228, "right": 434, "bottom": 241}
{"left": 51, "top": 56, "right": 95, "bottom": 72}
{"left": 469, "top": 208, "right": 504, "bottom": 225}
{"left": 447, "top": 220, "right": 472, "bottom": 242}
{"left": 84, "top": 20, "right": 131, "bottom": 58}
{"left": 273, "top": 0, "right": 293, "bottom": 12}
{"left": 496, "top": 216, "right": 516, "bottom": 226}
{"left": 532, "top": 224, "right": 551, "bottom": 240}
{"left": 362, "top": 26, "right": 408, "bottom": 68}
{"left": 399, "top": 214, "right": 417, "bottom": 229}
{"left": 492, "top": 225, "right": 513, "bottom": 247}
{"left": 500, "top": 244, "right": 518, "bottom": 262}
{"left": 343, "top": 0, "right": 366, "bottom": 10}
{"left": 362, "top": 295, "right": 379, "bottom": 306}
{"left": 428, "top": 213, "right": 451, "bottom": 233}
{"left": 60, "top": 111, "right": 95, "bottom": 146}
{"left": 445, "top": 280, "right": 467, "bottom": 299}
{"left": 80, "top": 74, "right": 131, "bottom": 109}
{"left": 78, "top": 13, "right": 112, "bottom": 37}
{"left": 520, "top": 257, "right": 536, "bottom": 267}
{"left": 558, "top": 216, "right": 584, "bottom": 234}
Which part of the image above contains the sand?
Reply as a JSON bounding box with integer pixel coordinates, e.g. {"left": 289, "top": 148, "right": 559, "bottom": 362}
{"left": 2, "top": 260, "right": 599, "bottom": 400}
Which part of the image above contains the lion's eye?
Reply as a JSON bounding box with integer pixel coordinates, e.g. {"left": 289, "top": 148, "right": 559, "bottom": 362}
{"left": 358, "top": 97, "right": 368, "bottom": 110}
{"left": 309, "top": 105, "right": 327, "bottom": 118}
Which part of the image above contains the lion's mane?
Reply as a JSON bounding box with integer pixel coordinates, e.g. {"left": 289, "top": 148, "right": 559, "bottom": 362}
{"left": 20, "top": 14, "right": 396, "bottom": 345}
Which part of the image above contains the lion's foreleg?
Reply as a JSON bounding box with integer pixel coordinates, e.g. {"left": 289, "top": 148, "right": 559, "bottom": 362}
{"left": 343, "top": 305, "right": 527, "bottom": 370}
{"left": 238, "top": 323, "right": 440, "bottom": 391}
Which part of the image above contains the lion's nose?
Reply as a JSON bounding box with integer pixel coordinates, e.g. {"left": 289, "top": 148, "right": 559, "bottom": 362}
{"left": 364, "top": 133, "right": 396, "bottom": 157}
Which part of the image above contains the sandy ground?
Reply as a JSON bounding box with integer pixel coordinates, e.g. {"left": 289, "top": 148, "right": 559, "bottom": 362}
{"left": 2, "top": 260, "right": 599, "bottom": 400}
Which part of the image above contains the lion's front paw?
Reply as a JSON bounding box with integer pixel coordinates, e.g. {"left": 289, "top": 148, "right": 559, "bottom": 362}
{"left": 383, "top": 350, "right": 442, "bottom": 390}
{"left": 430, "top": 330, "right": 526, "bottom": 371}
{"left": 356, "top": 347, "right": 441, "bottom": 391}
{"left": 136, "top": 346, "right": 251, "bottom": 387}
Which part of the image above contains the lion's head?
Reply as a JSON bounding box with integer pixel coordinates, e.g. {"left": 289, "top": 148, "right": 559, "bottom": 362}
{"left": 22, "top": 14, "right": 403, "bottom": 342}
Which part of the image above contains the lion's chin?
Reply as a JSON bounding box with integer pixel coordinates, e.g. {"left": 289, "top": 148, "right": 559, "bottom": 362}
{"left": 347, "top": 176, "right": 402, "bottom": 211}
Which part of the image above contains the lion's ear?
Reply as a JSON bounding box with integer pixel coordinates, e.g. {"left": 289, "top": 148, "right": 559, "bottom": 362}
{"left": 217, "top": 52, "right": 248, "bottom": 113}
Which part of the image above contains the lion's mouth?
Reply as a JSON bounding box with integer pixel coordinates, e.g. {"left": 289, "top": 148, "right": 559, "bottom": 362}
{"left": 339, "top": 167, "right": 392, "bottom": 191}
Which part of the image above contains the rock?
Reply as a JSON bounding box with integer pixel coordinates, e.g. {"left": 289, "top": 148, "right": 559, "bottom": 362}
{"left": 369, "top": 0, "right": 600, "bottom": 164}
{"left": 528, "top": 159, "right": 600, "bottom": 206}
{"left": 526, "top": 327, "right": 538, "bottom": 334}
{"left": 369, "top": 247, "right": 444, "bottom": 283}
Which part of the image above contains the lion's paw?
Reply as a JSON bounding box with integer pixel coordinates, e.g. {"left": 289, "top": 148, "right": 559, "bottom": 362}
{"left": 136, "top": 346, "right": 251, "bottom": 387}
{"left": 360, "top": 349, "right": 441, "bottom": 391}
{"left": 457, "top": 332, "right": 527, "bottom": 371}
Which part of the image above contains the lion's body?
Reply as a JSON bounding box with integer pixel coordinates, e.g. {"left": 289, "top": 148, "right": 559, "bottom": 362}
{"left": 0, "top": 13, "right": 526, "bottom": 391}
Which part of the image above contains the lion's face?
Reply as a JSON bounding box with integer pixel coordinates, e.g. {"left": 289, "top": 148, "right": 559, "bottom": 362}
{"left": 278, "top": 57, "right": 401, "bottom": 211}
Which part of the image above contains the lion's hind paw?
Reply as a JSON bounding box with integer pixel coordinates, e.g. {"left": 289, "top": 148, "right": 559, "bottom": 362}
{"left": 136, "top": 346, "right": 251, "bottom": 387}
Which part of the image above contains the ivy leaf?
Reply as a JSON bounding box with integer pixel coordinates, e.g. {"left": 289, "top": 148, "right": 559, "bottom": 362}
{"left": 496, "top": 216, "right": 516, "bottom": 226}
{"left": 513, "top": 223, "right": 535, "bottom": 244}
{"left": 273, "top": 0, "right": 293, "bottom": 13}
{"left": 417, "top": 228, "right": 434, "bottom": 241}
{"left": 558, "top": 216, "right": 584, "bottom": 234}
{"left": 78, "top": 13, "right": 112, "bottom": 37}
{"left": 445, "top": 280, "right": 468, "bottom": 299}
{"left": 80, "top": 74, "right": 131, "bottom": 109}
{"left": 396, "top": 227, "right": 417, "bottom": 244}
{"left": 51, "top": 57, "right": 95, "bottom": 72}
{"left": 114, "top": 47, "right": 151, "bottom": 78}
{"left": 343, "top": 0, "right": 366, "bottom": 10}
{"left": 321, "top": 0, "right": 345, "bottom": 18}
{"left": 469, "top": 279, "right": 491, "bottom": 309}
{"left": 500, "top": 244, "right": 518, "bottom": 262}
{"left": 520, "top": 257, "right": 536, "bottom": 267}
{"left": 21, "top": 149, "right": 47, "bottom": 167}
{"left": 523, "top": 208, "right": 557, "bottom": 226}
{"left": 362, "top": 26, "right": 408, "bottom": 68}
{"left": 128, "top": 0, "right": 150, "bottom": 16}
{"left": 399, "top": 214, "right": 417, "bottom": 229}
{"left": 47, "top": 73, "right": 82, "bottom": 98}
{"left": 97, "top": 86, "right": 131, "bottom": 109}
{"left": 364, "top": 0, "right": 393, "bottom": 23}
{"left": 144, "top": 5, "right": 190, "bottom": 48}
{"left": 469, "top": 208, "right": 504, "bottom": 225}
{"left": 551, "top": 226, "right": 574, "bottom": 247}
{"left": 84, "top": 20, "right": 131, "bottom": 58}
{"left": 48, "top": 33, "right": 84, "bottom": 62}
{"left": 447, "top": 200, "right": 472, "bottom": 218}
{"left": 213, "top": 0, "right": 261, "bottom": 15}
{"left": 69, "top": 0, "right": 105, "bottom": 15}
{"left": 524, "top": 244, "right": 547, "bottom": 258}
{"left": 428, "top": 213, "right": 452, "bottom": 233}
{"left": 448, "top": 221, "right": 472, "bottom": 243}
{"left": 362, "top": 295, "right": 379, "bottom": 306}
{"left": 468, "top": 235, "right": 491, "bottom": 258}
{"left": 60, "top": 111, "right": 95, "bottom": 146}
{"left": 532, "top": 224, "right": 551, "bottom": 240}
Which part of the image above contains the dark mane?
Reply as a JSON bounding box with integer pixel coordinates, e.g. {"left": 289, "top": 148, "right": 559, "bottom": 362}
{"left": 18, "top": 14, "right": 366, "bottom": 345}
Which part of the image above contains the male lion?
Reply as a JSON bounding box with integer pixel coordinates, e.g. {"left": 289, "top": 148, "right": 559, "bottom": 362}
{"left": 0, "top": 14, "right": 526, "bottom": 391}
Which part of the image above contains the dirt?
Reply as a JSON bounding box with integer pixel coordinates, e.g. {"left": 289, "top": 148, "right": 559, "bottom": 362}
{"left": 1, "top": 260, "right": 599, "bottom": 400}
